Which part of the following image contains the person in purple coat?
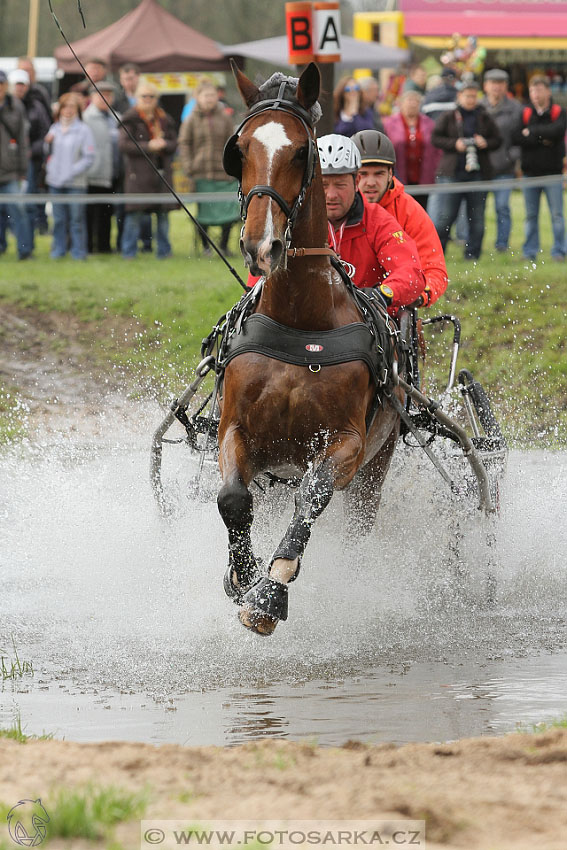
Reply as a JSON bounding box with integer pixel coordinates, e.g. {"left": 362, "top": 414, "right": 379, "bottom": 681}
{"left": 383, "top": 91, "right": 440, "bottom": 210}
{"left": 333, "top": 76, "right": 375, "bottom": 138}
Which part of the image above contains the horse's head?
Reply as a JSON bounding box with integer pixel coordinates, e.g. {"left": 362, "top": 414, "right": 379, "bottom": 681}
{"left": 224, "top": 62, "right": 321, "bottom": 277}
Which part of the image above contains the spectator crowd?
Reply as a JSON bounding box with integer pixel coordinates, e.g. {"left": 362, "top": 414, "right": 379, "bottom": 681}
{"left": 1, "top": 56, "right": 566, "bottom": 265}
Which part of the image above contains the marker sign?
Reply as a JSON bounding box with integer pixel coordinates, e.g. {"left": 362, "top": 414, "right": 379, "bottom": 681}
{"left": 313, "top": 2, "right": 341, "bottom": 62}
{"left": 286, "top": 1, "right": 341, "bottom": 64}
{"left": 286, "top": 2, "right": 315, "bottom": 64}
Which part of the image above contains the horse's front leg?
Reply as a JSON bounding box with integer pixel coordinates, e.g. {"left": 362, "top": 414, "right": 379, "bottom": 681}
{"left": 239, "top": 437, "right": 362, "bottom": 635}
{"left": 217, "top": 429, "right": 264, "bottom": 603}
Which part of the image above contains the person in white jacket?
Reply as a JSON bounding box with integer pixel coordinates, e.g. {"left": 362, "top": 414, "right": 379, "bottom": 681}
{"left": 45, "top": 92, "right": 95, "bottom": 259}
{"left": 83, "top": 81, "right": 120, "bottom": 253}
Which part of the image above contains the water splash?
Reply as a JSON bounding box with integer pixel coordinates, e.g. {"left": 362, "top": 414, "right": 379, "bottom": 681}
{"left": 1, "top": 401, "right": 565, "bottom": 702}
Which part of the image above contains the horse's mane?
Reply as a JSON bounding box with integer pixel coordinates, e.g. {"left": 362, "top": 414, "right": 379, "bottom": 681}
{"left": 253, "top": 73, "right": 322, "bottom": 126}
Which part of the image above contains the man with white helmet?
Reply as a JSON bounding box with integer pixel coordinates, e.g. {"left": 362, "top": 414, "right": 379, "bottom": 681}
{"left": 352, "top": 129, "right": 448, "bottom": 308}
{"left": 317, "top": 133, "right": 424, "bottom": 311}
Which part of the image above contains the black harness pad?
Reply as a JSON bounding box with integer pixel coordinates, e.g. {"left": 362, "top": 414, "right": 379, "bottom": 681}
{"left": 221, "top": 313, "right": 390, "bottom": 386}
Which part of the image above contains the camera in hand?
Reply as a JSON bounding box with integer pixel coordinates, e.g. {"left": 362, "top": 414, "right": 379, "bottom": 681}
{"left": 462, "top": 137, "right": 480, "bottom": 172}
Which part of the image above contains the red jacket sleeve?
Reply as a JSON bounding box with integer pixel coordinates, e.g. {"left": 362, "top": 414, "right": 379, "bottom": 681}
{"left": 367, "top": 204, "right": 425, "bottom": 309}
{"left": 388, "top": 191, "right": 448, "bottom": 307}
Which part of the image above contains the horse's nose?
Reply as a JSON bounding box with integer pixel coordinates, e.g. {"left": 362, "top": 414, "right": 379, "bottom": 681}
{"left": 240, "top": 236, "right": 255, "bottom": 270}
{"left": 257, "top": 238, "right": 284, "bottom": 274}
{"left": 241, "top": 238, "right": 285, "bottom": 276}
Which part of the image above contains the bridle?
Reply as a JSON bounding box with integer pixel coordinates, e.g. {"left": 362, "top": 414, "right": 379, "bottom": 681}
{"left": 223, "top": 81, "right": 329, "bottom": 254}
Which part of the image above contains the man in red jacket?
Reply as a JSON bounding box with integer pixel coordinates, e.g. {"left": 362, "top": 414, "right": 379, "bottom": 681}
{"left": 352, "top": 129, "right": 448, "bottom": 308}
{"left": 317, "top": 134, "right": 425, "bottom": 312}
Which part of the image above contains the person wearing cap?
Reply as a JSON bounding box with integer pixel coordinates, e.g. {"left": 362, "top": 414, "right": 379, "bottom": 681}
{"left": 0, "top": 69, "right": 33, "bottom": 260}
{"left": 9, "top": 68, "right": 51, "bottom": 249}
{"left": 421, "top": 67, "right": 459, "bottom": 123}
{"left": 481, "top": 68, "right": 523, "bottom": 254}
{"left": 17, "top": 57, "right": 52, "bottom": 120}
{"left": 421, "top": 68, "right": 460, "bottom": 231}
{"left": 318, "top": 133, "right": 424, "bottom": 311}
{"left": 383, "top": 90, "right": 440, "bottom": 211}
{"left": 511, "top": 74, "right": 566, "bottom": 262}
{"left": 352, "top": 130, "right": 448, "bottom": 309}
{"left": 17, "top": 57, "right": 52, "bottom": 235}
{"left": 83, "top": 80, "right": 121, "bottom": 253}
{"left": 432, "top": 80, "right": 501, "bottom": 260}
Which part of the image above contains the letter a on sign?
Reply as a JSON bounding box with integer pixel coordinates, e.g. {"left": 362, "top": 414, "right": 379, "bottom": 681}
{"left": 286, "top": 2, "right": 315, "bottom": 64}
{"left": 314, "top": 1, "right": 341, "bottom": 63}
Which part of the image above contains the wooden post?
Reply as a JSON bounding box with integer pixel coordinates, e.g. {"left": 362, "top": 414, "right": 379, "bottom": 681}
{"left": 316, "top": 61, "right": 335, "bottom": 135}
{"left": 27, "top": 0, "right": 40, "bottom": 58}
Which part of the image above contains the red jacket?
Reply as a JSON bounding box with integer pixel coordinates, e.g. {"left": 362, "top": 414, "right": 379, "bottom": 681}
{"left": 379, "top": 177, "right": 448, "bottom": 307}
{"left": 330, "top": 192, "right": 424, "bottom": 310}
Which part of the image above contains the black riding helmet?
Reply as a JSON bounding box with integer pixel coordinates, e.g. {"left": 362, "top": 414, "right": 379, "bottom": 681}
{"left": 352, "top": 130, "right": 396, "bottom": 167}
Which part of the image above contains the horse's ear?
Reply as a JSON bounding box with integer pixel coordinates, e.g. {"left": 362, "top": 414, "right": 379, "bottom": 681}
{"left": 297, "top": 62, "right": 320, "bottom": 112}
{"left": 230, "top": 58, "right": 260, "bottom": 108}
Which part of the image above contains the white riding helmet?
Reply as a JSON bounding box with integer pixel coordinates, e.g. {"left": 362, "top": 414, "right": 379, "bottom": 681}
{"left": 317, "top": 134, "right": 361, "bottom": 175}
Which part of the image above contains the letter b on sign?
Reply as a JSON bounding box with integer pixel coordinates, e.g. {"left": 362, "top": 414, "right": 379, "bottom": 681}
{"left": 286, "top": 2, "right": 315, "bottom": 64}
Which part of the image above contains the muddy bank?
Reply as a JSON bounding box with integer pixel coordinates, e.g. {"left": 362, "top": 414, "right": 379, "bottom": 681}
{"left": 0, "top": 302, "right": 148, "bottom": 436}
{"left": 0, "top": 731, "right": 566, "bottom": 849}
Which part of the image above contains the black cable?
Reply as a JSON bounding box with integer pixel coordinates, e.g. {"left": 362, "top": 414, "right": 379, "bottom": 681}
{"left": 47, "top": 0, "right": 247, "bottom": 290}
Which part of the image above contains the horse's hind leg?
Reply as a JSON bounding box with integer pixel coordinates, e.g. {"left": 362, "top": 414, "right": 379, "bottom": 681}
{"left": 239, "top": 458, "right": 336, "bottom": 635}
{"left": 344, "top": 428, "right": 398, "bottom": 537}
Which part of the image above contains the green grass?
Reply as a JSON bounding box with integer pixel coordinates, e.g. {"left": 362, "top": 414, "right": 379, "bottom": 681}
{"left": 0, "top": 382, "right": 26, "bottom": 444}
{"left": 0, "top": 638, "right": 34, "bottom": 681}
{"left": 45, "top": 784, "right": 147, "bottom": 841}
{"left": 519, "top": 715, "right": 567, "bottom": 734}
{"left": 0, "top": 192, "right": 566, "bottom": 443}
{"left": 0, "top": 714, "right": 53, "bottom": 743}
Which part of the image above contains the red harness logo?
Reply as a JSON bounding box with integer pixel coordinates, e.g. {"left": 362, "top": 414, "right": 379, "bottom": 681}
{"left": 306, "top": 344, "right": 324, "bottom": 352}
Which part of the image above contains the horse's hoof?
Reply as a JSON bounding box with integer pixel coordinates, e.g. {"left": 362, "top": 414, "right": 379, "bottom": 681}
{"left": 237, "top": 576, "right": 289, "bottom": 633}
{"left": 223, "top": 558, "right": 265, "bottom": 603}
{"left": 238, "top": 607, "right": 278, "bottom": 635}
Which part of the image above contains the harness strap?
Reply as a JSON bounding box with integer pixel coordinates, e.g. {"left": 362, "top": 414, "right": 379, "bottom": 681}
{"left": 287, "top": 246, "right": 338, "bottom": 258}
{"left": 244, "top": 186, "right": 292, "bottom": 220}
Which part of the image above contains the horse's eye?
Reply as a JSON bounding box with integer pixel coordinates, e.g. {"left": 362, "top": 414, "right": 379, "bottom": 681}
{"left": 294, "top": 146, "right": 308, "bottom": 162}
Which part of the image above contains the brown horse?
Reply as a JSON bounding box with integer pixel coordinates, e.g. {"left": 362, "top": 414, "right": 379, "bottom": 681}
{"left": 217, "top": 63, "right": 403, "bottom": 634}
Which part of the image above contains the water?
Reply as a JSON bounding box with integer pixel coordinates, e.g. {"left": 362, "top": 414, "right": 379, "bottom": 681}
{"left": 0, "top": 401, "right": 566, "bottom": 746}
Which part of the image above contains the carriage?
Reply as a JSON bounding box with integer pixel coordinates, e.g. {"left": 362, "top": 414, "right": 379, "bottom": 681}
{"left": 150, "top": 62, "right": 508, "bottom": 635}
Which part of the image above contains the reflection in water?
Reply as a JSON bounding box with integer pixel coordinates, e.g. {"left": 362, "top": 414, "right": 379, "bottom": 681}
{"left": 225, "top": 692, "right": 290, "bottom": 740}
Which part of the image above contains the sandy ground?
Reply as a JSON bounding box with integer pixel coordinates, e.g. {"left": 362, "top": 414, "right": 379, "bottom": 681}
{"left": 1, "top": 304, "right": 566, "bottom": 849}
{"left": 1, "top": 731, "right": 566, "bottom": 849}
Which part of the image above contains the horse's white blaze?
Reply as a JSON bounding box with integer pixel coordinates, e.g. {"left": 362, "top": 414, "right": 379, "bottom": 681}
{"left": 252, "top": 122, "right": 292, "bottom": 262}
{"left": 252, "top": 122, "right": 292, "bottom": 174}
